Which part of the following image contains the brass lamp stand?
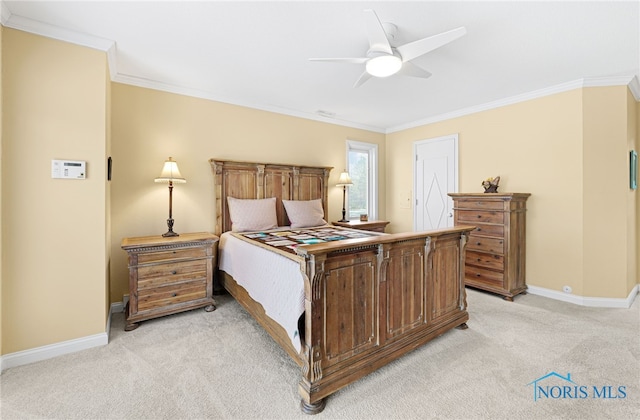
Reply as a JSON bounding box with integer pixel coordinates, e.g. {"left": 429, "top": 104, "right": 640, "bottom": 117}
{"left": 155, "top": 157, "right": 186, "bottom": 237}
{"left": 336, "top": 171, "right": 353, "bottom": 223}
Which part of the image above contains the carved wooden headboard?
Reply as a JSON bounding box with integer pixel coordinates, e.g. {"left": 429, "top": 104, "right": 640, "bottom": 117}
{"left": 209, "top": 159, "right": 333, "bottom": 236}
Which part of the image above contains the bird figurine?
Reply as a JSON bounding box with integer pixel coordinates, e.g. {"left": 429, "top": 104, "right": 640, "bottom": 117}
{"left": 482, "top": 176, "right": 500, "bottom": 193}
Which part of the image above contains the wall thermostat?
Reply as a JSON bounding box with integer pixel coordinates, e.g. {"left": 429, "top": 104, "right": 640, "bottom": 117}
{"left": 51, "top": 159, "right": 86, "bottom": 179}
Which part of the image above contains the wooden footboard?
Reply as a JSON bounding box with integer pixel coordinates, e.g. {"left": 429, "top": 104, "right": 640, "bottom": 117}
{"left": 295, "top": 227, "right": 472, "bottom": 413}
{"left": 220, "top": 226, "right": 473, "bottom": 414}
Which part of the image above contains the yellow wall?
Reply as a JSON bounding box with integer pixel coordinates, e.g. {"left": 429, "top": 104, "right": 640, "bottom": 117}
{"left": 109, "top": 83, "right": 386, "bottom": 302}
{"left": 0, "top": 24, "right": 4, "bottom": 355}
{"left": 1, "top": 29, "right": 109, "bottom": 353}
{"left": 105, "top": 62, "right": 112, "bottom": 320}
{"left": 636, "top": 93, "right": 640, "bottom": 290}
{"left": 387, "top": 86, "right": 637, "bottom": 299}
{"left": 387, "top": 90, "right": 586, "bottom": 294}
{"left": 628, "top": 90, "right": 638, "bottom": 293}
{"left": 582, "top": 87, "right": 634, "bottom": 298}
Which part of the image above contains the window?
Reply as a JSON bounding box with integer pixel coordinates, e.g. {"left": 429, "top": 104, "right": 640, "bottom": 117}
{"left": 346, "top": 140, "right": 378, "bottom": 220}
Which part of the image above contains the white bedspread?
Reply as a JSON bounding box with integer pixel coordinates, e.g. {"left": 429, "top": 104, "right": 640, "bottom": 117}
{"left": 218, "top": 231, "right": 305, "bottom": 353}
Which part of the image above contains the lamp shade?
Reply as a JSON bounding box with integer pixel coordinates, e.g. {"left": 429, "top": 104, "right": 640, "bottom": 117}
{"left": 336, "top": 171, "right": 353, "bottom": 186}
{"left": 155, "top": 157, "right": 186, "bottom": 183}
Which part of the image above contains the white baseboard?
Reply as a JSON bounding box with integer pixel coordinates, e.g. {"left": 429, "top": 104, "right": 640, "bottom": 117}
{"left": 0, "top": 302, "right": 124, "bottom": 374}
{"left": 527, "top": 284, "right": 639, "bottom": 308}
{"left": 110, "top": 294, "right": 129, "bottom": 314}
{"left": 0, "top": 332, "right": 108, "bottom": 373}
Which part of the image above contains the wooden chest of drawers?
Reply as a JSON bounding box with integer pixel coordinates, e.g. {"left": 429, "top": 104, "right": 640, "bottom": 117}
{"left": 121, "top": 232, "right": 218, "bottom": 331}
{"left": 449, "top": 193, "right": 530, "bottom": 301}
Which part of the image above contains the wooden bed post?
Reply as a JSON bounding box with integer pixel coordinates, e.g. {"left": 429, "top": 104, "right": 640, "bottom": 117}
{"left": 298, "top": 251, "right": 328, "bottom": 415}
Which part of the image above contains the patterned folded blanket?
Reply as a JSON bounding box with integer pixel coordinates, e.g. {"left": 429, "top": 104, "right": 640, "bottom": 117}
{"left": 232, "top": 226, "right": 378, "bottom": 259}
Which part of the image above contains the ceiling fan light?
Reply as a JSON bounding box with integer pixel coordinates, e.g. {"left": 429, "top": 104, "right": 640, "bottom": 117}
{"left": 366, "top": 55, "right": 402, "bottom": 77}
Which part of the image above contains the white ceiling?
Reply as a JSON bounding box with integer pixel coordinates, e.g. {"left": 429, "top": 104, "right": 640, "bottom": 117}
{"left": 2, "top": 1, "right": 639, "bottom": 133}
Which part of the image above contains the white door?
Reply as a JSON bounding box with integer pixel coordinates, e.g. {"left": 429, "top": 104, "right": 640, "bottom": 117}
{"left": 414, "top": 135, "right": 458, "bottom": 231}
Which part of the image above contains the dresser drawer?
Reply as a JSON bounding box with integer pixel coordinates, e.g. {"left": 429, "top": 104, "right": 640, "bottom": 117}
{"left": 138, "top": 260, "right": 208, "bottom": 289}
{"left": 138, "top": 247, "right": 208, "bottom": 264}
{"left": 138, "top": 279, "right": 208, "bottom": 312}
{"left": 470, "top": 224, "right": 504, "bottom": 238}
{"left": 467, "top": 236, "right": 504, "bottom": 254}
{"left": 465, "top": 266, "right": 504, "bottom": 287}
{"left": 454, "top": 199, "right": 504, "bottom": 211}
{"left": 457, "top": 210, "right": 504, "bottom": 224}
{"left": 466, "top": 250, "right": 504, "bottom": 271}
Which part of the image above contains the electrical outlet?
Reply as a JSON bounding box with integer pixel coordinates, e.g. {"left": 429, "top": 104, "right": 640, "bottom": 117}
{"left": 562, "top": 285, "right": 572, "bottom": 294}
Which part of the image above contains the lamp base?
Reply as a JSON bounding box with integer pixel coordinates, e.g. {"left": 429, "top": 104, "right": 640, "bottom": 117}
{"left": 338, "top": 219, "right": 350, "bottom": 223}
{"left": 162, "top": 218, "right": 179, "bottom": 237}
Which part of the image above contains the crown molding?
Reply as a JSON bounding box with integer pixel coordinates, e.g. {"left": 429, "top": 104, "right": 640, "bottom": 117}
{"left": 387, "top": 74, "right": 640, "bottom": 133}
{"left": 4, "top": 13, "right": 114, "bottom": 52}
{"left": 113, "top": 73, "right": 386, "bottom": 133}
{"left": 0, "top": 0, "right": 11, "bottom": 26}
{"left": 628, "top": 75, "right": 640, "bottom": 101}
{"left": 3, "top": 10, "right": 637, "bottom": 135}
{"left": 3, "top": 11, "right": 120, "bottom": 88}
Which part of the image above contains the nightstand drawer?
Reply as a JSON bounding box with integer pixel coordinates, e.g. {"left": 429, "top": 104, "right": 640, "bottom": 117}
{"left": 138, "top": 260, "right": 208, "bottom": 289}
{"left": 467, "top": 237, "right": 504, "bottom": 254}
{"left": 457, "top": 210, "right": 504, "bottom": 224}
{"left": 138, "top": 247, "right": 208, "bottom": 264}
{"left": 466, "top": 251, "right": 504, "bottom": 271}
{"left": 470, "top": 224, "right": 504, "bottom": 238}
{"left": 138, "top": 279, "right": 208, "bottom": 311}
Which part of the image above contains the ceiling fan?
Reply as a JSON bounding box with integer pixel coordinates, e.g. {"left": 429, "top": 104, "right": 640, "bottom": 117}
{"left": 309, "top": 9, "right": 466, "bottom": 87}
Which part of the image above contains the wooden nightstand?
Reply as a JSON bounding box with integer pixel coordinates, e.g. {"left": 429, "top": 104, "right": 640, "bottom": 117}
{"left": 332, "top": 219, "right": 389, "bottom": 233}
{"left": 121, "top": 232, "right": 218, "bottom": 331}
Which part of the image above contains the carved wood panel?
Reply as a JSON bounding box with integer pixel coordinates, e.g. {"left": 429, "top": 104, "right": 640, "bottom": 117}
{"left": 429, "top": 235, "right": 462, "bottom": 320}
{"left": 321, "top": 251, "right": 378, "bottom": 364}
{"left": 383, "top": 239, "right": 426, "bottom": 340}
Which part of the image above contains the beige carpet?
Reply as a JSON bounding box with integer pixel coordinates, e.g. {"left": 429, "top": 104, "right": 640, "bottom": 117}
{"left": 1, "top": 289, "right": 638, "bottom": 419}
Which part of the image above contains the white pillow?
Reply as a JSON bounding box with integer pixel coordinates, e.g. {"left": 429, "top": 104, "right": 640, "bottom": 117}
{"left": 283, "top": 199, "right": 327, "bottom": 228}
{"left": 227, "top": 197, "right": 278, "bottom": 232}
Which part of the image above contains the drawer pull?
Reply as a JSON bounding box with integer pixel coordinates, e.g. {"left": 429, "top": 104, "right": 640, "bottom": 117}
{"left": 476, "top": 242, "right": 481, "bottom": 246}
{"left": 477, "top": 215, "right": 482, "bottom": 218}
{"left": 476, "top": 273, "right": 481, "bottom": 277}
{"left": 171, "top": 293, "right": 177, "bottom": 297}
{"left": 477, "top": 258, "right": 482, "bottom": 262}
{"left": 476, "top": 228, "right": 482, "bottom": 232}
{"left": 171, "top": 270, "right": 177, "bottom": 275}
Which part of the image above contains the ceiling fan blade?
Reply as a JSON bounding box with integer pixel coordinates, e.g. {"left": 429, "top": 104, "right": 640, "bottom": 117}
{"left": 399, "top": 62, "right": 432, "bottom": 79}
{"left": 309, "top": 57, "right": 368, "bottom": 64}
{"left": 396, "top": 27, "right": 466, "bottom": 62}
{"left": 363, "top": 9, "right": 393, "bottom": 54}
{"left": 353, "top": 71, "right": 373, "bottom": 88}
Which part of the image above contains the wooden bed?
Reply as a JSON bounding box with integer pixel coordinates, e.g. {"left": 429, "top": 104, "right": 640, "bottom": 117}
{"left": 210, "top": 159, "right": 473, "bottom": 414}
